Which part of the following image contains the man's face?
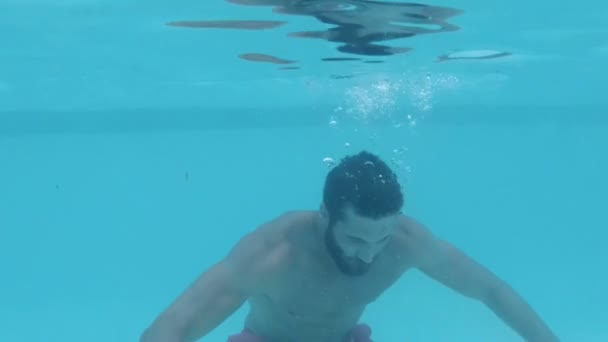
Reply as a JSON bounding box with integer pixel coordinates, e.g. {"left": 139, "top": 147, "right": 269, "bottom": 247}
{"left": 324, "top": 206, "right": 398, "bottom": 276}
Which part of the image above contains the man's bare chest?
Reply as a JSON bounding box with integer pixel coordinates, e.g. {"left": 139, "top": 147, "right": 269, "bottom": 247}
{"left": 270, "top": 255, "right": 403, "bottom": 319}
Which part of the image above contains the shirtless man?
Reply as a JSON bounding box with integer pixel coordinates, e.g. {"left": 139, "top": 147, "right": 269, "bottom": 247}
{"left": 140, "top": 150, "right": 559, "bottom": 342}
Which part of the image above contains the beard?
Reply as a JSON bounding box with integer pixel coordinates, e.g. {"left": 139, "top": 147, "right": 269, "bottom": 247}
{"left": 324, "top": 224, "right": 371, "bottom": 276}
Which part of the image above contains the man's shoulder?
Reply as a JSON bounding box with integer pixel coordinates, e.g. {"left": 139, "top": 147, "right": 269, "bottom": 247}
{"left": 392, "top": 214, "right": 458, "bottom": 269}
{"left": 260, "top": 209, "right": 320, "bottom": 247}
{"left": 253, "top": 210, "right": 317, "bottom": 240}
{"left": 390, "top": 215, "right": 436, "bottom": 255}
{"left": 395, "top": 214, "right": 430, "bottom": 240}
{"left": 226, "top": 211, "right": 315, "bottom": 275}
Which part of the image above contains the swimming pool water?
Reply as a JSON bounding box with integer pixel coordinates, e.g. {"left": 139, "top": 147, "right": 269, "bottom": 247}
{"left": 1, "top": 1, "right": 607, "bottom": 341}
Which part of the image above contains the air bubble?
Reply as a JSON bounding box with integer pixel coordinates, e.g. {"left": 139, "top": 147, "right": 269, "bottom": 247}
{"left": 393, "top": 146, "right": 408, "bottom": 155}
{"left": 323, "top": 157, "right": 336, "bottom": 167}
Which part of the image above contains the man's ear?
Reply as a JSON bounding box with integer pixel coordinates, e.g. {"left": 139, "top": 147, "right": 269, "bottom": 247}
{"left": 319, "top": 202, "right": 329, "bottom": 224}
{"left": 320, "top": 202, "right": 328, "bottom": 217}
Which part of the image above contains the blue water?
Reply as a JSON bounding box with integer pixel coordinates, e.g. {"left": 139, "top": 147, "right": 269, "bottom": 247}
{"left": 1, "top": 1, "right": 607, "bottom": 341}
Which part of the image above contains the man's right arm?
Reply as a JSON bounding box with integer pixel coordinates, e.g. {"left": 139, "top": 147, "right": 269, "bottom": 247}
{"left": 140, "top": 228, "right": 288, "bottom": 342}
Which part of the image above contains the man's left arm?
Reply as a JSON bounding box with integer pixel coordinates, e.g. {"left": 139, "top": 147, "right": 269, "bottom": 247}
{"left": 404, "top": 217, "right": 560, "bottom": 342}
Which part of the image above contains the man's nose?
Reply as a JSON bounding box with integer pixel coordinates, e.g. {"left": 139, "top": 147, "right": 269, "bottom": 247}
{"left": 358, "top": 247, "right": 374, "bottom": 263}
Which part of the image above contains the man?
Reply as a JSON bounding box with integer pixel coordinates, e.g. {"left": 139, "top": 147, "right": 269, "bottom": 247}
{"left": 140, "top": 150, "right": 559, "bottom": 342}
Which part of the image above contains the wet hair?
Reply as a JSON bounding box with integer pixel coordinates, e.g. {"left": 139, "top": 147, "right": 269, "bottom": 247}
{"left": 323, "top": 150, "right": 403, "bottom": 225}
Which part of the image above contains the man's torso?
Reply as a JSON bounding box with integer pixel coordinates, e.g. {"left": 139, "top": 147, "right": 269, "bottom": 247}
{"left": 243, "top": 211, "right": 413, "bottom": 342}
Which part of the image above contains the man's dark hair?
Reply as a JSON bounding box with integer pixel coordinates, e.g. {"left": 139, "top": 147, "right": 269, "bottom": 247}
{"left": 323, "top": 150, "right": 404, "bottom": 224}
